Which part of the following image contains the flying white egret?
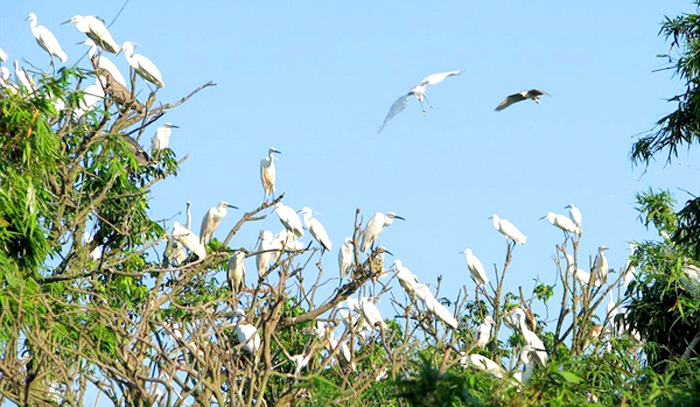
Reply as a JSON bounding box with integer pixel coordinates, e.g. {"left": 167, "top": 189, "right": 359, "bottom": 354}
{"left": 228, "top": 251, "right": 246, "bottom": 294}
{"left": 64, "top": 15, "right": 120, "bottom": 53}
{"left": 378, "top": 70, "right": 462, "bottom": 133}
{"left": 27, "top": 13, "right": 67, "bottom": 64}
{"left": 172, "top": 221, "right": 206, "bottom": 260}
{"left": 511, "top": 308, "right": 547, "bottom": 365}
{"left": 463, "top": 248, "right": 489, "bottom": 287}
{"left": 200, "top": 201, "right": 238, "bottom": 245}
{"left": 290, "top": 353, "right": 312, "bottom": 376}
{"left": 300, "top": 207, "right": 332, "bottom": 252}
{"left": 151, "top": 122, "right": 180, "bottom": 152}
{"left": 0, "top": 48, "right": 6, "bottom": 63}
{"left": 490, "top": 214, "right": 527, "bottom": 245}
{"left": 393, "top": 260, "right": 420, "bottom": 299}
{"left": 592, "top": 246, "right": 609, "bottom": 283}
{"left": 260, "top": 147, "right": 281, "bottom": 198}
{"left": 274, "top": 202, "right": 304, "bottom": 237}
{"left": 338, "top": 238, "right": 353, "bottom": 278}
{"left": 361, "top": 212, "right": 404, "bottom": 252}
{"left": 359, "top": 297, "right": 387, "bottom": 331}
{"left": 565, "top": 204, "right": 582, "bottom": 232}
{"left": 495, "top": 89, "right": 551, "bottom": 111}
{"left": 121, "top": 41, "right": 164, "bottom": 88}
{"left": 462, "top": 354, "right": 506, "bottom": 379}
{"left": 564, "top": 253, "right": 598, "bottom": 287}
{"left": 233, "top": 309, "right": 260, "bottom": 354}
{"left": 414, "top": 283, "right": 459, "bottom": 329}
{"left": 256, "top": 230, "right": 276, "bottom": 277}
{"left": 13, "top": 61, "right": 34, "bottom": 93}
{"left": 81, "top": 39, "right": 126, "bottom": 87}
{"left": 75, "top": 80, "right": 105, "bottom": 117}
{"left": 475, "top": 316, "right": 495, "bottom": 348}
{"left": 541, "top": 212, "right": 581, "bottom": 236}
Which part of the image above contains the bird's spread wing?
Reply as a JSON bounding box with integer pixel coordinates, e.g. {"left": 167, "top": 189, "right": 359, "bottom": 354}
{"left": 420, "top": 70, "right": 462, "bottom": 86}
{"left": 528, "top": 89, "right": 551, "bottom": 97}
{"left": 378, "top": 93, "right": 410, "bottom": 133}
{"left": 495, "top": 93, "right": 526, "bottom": 111}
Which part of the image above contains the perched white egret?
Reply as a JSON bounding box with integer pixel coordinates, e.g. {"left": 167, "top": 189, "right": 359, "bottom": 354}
{"left": 0, "top": 48, "right": 7, "bottom": 63}
{"left": 75, "top": 80, "right": 105, "bottom": 117}
{"left": 164, "top": 202, "right": 191, "bottom": 265}
{"left": 326, "top": 333, "right": 354, "bottom": 371}
{"left": 151, "top": 122, "right": 180, "bottom": 152}
{"left": 463, "top": 248, "right": 489, "bottom": 287}
{"left": 300, "top": 207, "right": 332, "bottom": 252}
{"left": 336, "top": 299, "right": 368, "bottom": 335}
{"left": 233, "top": 309, "right": 260, "bottom": 354}
{"left": 82, "top": 231, "right": 103, "bottom": 261}
{"left": 475, "top": 316, "right": 495, "bottom": 348}
{"left": 274, "top": 229, "right": 304, "bottom": 251}
{"left": 121, "top": 41, "right": 164, "bottom": 88}
{"left": 14, "top": 61, "right": 34, "bottom": 93}
{"left": 260, "top": 147, "right": 281, "bottom": 197}
{"left": 338, "top": 238, "right": 353, "bottom": 278}
{"left": 361, "top": 212, "right": 404, "bottom": 252}
{"left": 378, "top": 70, "right": 462, "bottom": 133}
{"left": 517, "top": 344, "right": 536, "bottom": 383}
{"left": 462, "top": 354, "right": 506, "bottom": 379}
{"left": 512, "top": 308, "right": 547, "bottom": 364}
{"left": 227, "top": 251, "right": 246, "bottom": 294}
{"left": 607, "top": 292, "right": 619, "bottom": 331}
{"left": 414, "top": 283, "right": 459, "bottom": 329}
{"left": 490, "top": 214, "right": 527, "bottom": 245}
{"left": 565, "top": 204, "right": 582, "bottom": 232}
{"left": 256, "top": 230, "right": 276, "bottom": 277}
{"left": 274, "top": 202, "right": 304, "bottom": 237}
{"left": 682, "top": 264, "right": 700, "bottom": 297}
{"left": 495, "top": 89, "right": 551, "bottom": 111}
{"left": 622, "top": 244, "right": 637, "bottom": 287}
{"left": 564, "top": 253, "right": 598, "bottom": 287}
{"left": 81, "top": 39, "right": 126, "bottom": 87}
{"left": 393, "top": 260, "right": 420, "bottom": 298}
{"left": 0, "top": 66, "right": 14, "bottom": 92}
{"left": 359, "top": 297, "right": 387, "bottom": 331}
{"left": 200, "top": 201, "right": 238, "bottom": 245}
{"left": 172, "top": 221, "right": 206, "bottom": 260}
{"left": 27, "top": 13, "right": 67, "bottom": 64}
{"left": 541, "top": 212, "right": 580, "bottom": 236}
{"left": 290, "top": 353, "right": 312, "bottom": 376}
{"left": 64, "top": 15, "right": 120, "bottom": 53}
{"left": 592, "top": 246, "right": 609, "bottom": 283}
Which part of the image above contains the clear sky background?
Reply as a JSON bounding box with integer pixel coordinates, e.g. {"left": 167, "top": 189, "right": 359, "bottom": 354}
{"left": 2, "top": 1, "right": 699, "bottom": 328}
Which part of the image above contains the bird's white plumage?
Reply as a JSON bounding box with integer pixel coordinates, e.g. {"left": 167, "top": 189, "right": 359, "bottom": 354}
{"left": 27, "top": 13, "right": 67, "bottom": 63}
{"left": 622, "top": 244, "right": 637, "bottom": 287}
{"left": 564, "top": 253, "right": 598, "bottom": 287}
{"left": 338, "top": 238, "right": 353, "bottom": 278}
{"left": 151, "top": 122, "right": 178, "bottom": 151}
{"left": 475, "top": 316, "right": 494, "bottom": 348}
{"left": 414, "top": 283, "right": 459, "bottom": 329}
{"left": 393, "top": 260, "right": 419, "bottom": 298}
{"left": 359, "top": 297, "right": 387, "bottom": 330}
{"left": 464, "top": 248, "right": 488, "bottom": 287}
{"left": 257, "top": 230, "right": 276, "bottom": 277}
{"left": 228, "top": 251, "right": 246, "bottom": 294}
{"left": 260, "top": 147, "right": 280, "bottom": 196}
{"left": 172, "top": 221, "right": 206, "bottom": 260}
{"left": 82, "top": 39, "right": 126, "bottom": 86}
{"left": 200, "top": 201, "right": 234, "bottom": 245}
{"left": 463, "top": 354, "right": 505, "bottom": 378}
{"left": 565, "top": 204, "right": 582, "bottom": 230}
{"left": 290, "top": 353, "right": 312, "bottom": 376}
{"left": 300, "top": 207, "right": 332, "bottom": 251}
{"left": 543, "top": 212, "right": 580, "bottom": 235}
{"left": 236, "top": 323, "right": 260, "bottom": 354}
{"left": 512, "top": 308, "right": 547, "bottom": 365}
{"left": 491, "top": 214, "right": 527, "bottom": 245}
{"left": 66, "top": 15, "right": 120, "bottom": 54}
{"left": 14, "top": 60, "right": 34, "bottom": 93}
{"left": 274, "top": 202, "right": 304, "bottom": 237}
{"left": 592, "top": 246, "right": 609, "bottom": 283}
{"left": 75, "top": 81, "right": 105, "bottom": 117}
{"left": 121, "top": 41, "right": 164, "bottom": 88}
{"left": 0, "top": 48, "right": 7, "bottom": 63}
{"left": 361, "top": 212, "right": 403, "bottom": 251}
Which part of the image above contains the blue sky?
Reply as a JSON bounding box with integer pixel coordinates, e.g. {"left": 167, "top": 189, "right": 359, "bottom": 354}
{"left": 2, "top": 1, "right": 698, "bottom": 327}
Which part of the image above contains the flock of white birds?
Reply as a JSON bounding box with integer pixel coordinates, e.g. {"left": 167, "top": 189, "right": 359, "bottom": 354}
{"left": 0, "top": 10, "right": 658, "bottom": 385}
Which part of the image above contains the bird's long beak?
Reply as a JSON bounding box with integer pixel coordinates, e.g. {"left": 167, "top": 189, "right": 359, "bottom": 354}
{"left": 384, "top": 249, "right": 394, "bottom": 256}
{"left": 394, "top": 215, "right": 405, "bottom": 221}
{"left": 564, "top": 204, "right": 572, "bottom": 209}
{"left": 170, "top": 124, "right": 180, "bottom": 128}
{"left": 538, "top": 215, "right": 547, "bottom": 220}
{"left": 272, "top": 149, "right": 282, "bottom": 154}
{"left": 226, "top": 204, "right": 239, "bottom": 209}
{"left": 61, "top": 19, "right": 71, "bottom": 25}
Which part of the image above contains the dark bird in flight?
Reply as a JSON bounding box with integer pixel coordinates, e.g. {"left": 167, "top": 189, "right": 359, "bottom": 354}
{"left": 495, "top": 89, "right": 551, "bottom": 111}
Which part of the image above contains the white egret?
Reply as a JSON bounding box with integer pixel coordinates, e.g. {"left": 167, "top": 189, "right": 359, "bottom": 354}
{"left": 82, "top": 231, "right": 103, "bottom": 261}
{"left": 463, "top": 248, "right": 489, "bottom": 287}
{"left": 607, "top": 292, "right": 619, "bottom": 331}
{"left": 64, "top": 15, "right": 120, "bottom": 53}
{"left": 172, "top": 221, "right": 206, "bottom": 260}
{"left": 592, "top": 246, "right": 609, "bottom": 283}
{"left": 622, "top": 244, "right": 637, "bottom": 287}
{"left": 359, "top": 297, "right": 387, "bottom": 331}
{"left": 393, "top": 260, "right": 420, "bottom": 299}
{"left": 517, "top": 344, "right": 536, "bottom": 383}
{"left": 326, "top": 333, "right": 354, "bottom": 371}
{"left": 227, "top": 251, "right": 246, "bottom": 294}
{"left": 565, "top": 204, "right": 582, "bottom": 232}
{"left": 495, "top": 89, "right": 551, "bottom": 111}
{"left": 14, "top": 61, "right": 34, "bottom": 93}
{"left": 290, "top": 353, "right": 312, "bottom": 376}
{"left": 256, "top": 230, "right": 276, "bottom": 277}
{"left": 378, "top": 70, "right": 462, "bottom": 133}
{"left": 200, "top": 201, "right": 238, "bottom": 245}
{"left": 682, "top": 264, "right": 700, "bottom": 297}
{"left": 165, "top": 202, "right": 191, "bottom": 265}
{"left": 414, "top": 283, "right": 459, "bottom": 329}
{"left": 361, "top": 212, "right": 404, "bottom": 252}
{"left": 121, "top": 41, "right": 164, "bottom": 88}
{"left": 300, "top": 207, "right": 332, "bottom": 252}
{"left": 338, "top": 238, "right": 353, "bottom": 278}
{"left": 0, "top": 48, "right": 6, "bottom": 63}
{"left": 274, "top": 229, "right": 304, "bottom": 251}
{"left": 233, "top": 309, "right": 260, "bottom": 354}
{"left": 0, "top": 66, "right": 14, "bottom": 92}
{"left": 151, "top": 122, "right": 180, "bottom": 152}
{"left": 541, "top": 212, "right": 581, "bottom": 236}
{"left": 81, "top": 39, "right": 126, "bottom": 86}
{"left": 475, "top": 316, "right": 495, "bottom": 348}
{"left": 462, "top": 354, "right": 505, "bottom": 379}
{"left": 490, "top": 214, "right": 527, "bottom": 245}
{"left": 564, "top": 253, "right": 598, "bottom": 287}
{"left": 260, "top": 147, "right": 281, "bottom": 197}
{"left": 75, "top": 80, "right": 105, "bottom": 117}
{"left": 274, "top": 202, "right": 304, "bottom": 237}
{"left": 337, "top": 299, "right": 370, "bottom": 336}
{"left": 27, "top": 13, "right": 67, "bottom": 64}
{"left": 511, "top": 308, "right": 547, "bottom": 364}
